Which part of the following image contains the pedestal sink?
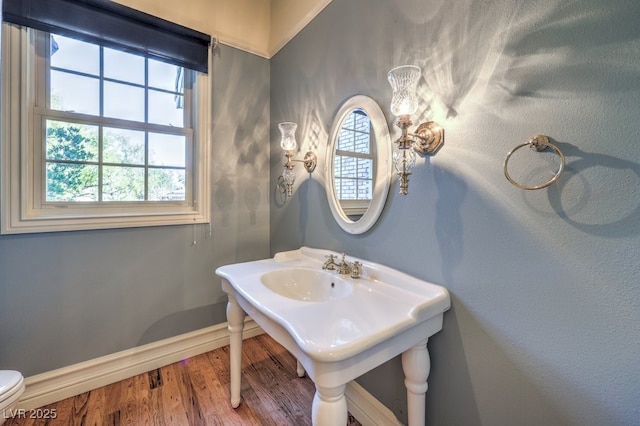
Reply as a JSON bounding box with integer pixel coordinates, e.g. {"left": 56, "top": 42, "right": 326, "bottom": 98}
{"left": 216, "top": 247, "right": 450, "bottom": 426}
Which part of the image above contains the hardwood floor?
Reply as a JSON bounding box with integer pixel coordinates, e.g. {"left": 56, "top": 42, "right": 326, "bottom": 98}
{"left": 6, "top": 334, "right": 362, "bottom": 426}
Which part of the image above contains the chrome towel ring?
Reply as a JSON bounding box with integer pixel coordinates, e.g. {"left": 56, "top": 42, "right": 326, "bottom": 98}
{"left": 503, "top": 135, "right": 565, "bottom": 190}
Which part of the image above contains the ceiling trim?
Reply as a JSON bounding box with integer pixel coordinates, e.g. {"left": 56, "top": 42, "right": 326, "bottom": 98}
{"left": 113, "top": 0, "right": 332, "bottom": 60}
{"left": 267, "top": 0, "right": 333, "bottom": 58}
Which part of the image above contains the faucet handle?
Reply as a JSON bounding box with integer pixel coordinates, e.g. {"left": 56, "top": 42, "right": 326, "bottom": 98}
{"left": 323, "top": 254, "right": 337, "bottom": 270}
{"left": 351, "top": 261, "right": 362, "bottom": 279}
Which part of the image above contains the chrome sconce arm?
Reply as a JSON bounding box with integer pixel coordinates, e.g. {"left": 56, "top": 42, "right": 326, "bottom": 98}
{"left": 276, "top": 122, "right": 317, "bottom": 197}
{"left": 397, "top": 117, "right": 444, "bottom": 156}
{"left": 284, "top": 150, "right": 317, "bottom": 173}
{"left": 388, "top": 65, "right": 444, "bottom": 195}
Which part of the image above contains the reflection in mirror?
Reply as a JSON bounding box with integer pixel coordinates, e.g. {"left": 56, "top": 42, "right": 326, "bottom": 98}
{"left": 333, "top": 109, "right": 375, "bottom": 221}
{"left": 326, "top": 95, "right": 391, "bottom": 234}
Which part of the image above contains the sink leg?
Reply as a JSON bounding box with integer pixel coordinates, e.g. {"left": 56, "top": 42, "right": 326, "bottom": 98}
{"left": 227, "top": 295, "right": 246, "bottom": 408}
{"left": 402, "top": 338, "right": 430, "bottom": 426}
{"left": 312, "top": 384, "right": 347, "bottom": 426}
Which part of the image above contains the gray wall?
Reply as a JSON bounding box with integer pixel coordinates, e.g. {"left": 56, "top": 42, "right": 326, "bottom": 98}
{"left": 0, "top": 44, "right": 271, "bottom": 376}
{"left": 270, "top": 1, "right": 640, "bottom": 425}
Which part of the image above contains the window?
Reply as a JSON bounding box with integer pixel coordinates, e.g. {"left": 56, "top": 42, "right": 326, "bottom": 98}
{"left": 333, "top": 109, "right": 376, "bottom": 216}
{"left": 43, "top": 32, "right": 191, "bottom": 203}
{"left": 1, "top": 24, "right": 211, "bottom": 233}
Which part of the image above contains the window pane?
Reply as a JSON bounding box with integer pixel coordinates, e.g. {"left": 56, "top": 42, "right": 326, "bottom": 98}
{"left": 338, "top": 128, "right": 354, "bottom": 150}
{"left": 338, "top": 111, "right": 371, "bottom": 154}
{"left": 343, "top": 113, "right": 355, "bottom": 129}
{"left": 46, "top": 120, "right": 98, "bottom": 161}
{"left": 103, "top": 128, "right": 145, "bottom": 165}
{"left": 338, "top": 156, "right": 357, "bottom": 178}
{"left": 357, "top": 179, "right": 373, "bottom": 200}
{"left": 50, "top": 34, "right": 99, "bottom": 76}
{"left": 102, "top": 166, "right": 145, "bottom": 201}
{"left": 51, "top": 70, "right": 99, "bottom": 114}
{"left": 148, "top": 89, "right": 184, "bottom": 126}
{"left": 104, "top": 47, "right": 144, "bottom": 85}
{"left": 357, "top": 158, "right": 373, "bottom": 178}
{"left": 149, "top": 133, "right": 185, "bottom": 167}
{"left": 104, "top": 81, "right": 145, "bottom": 121}
{"left": 354, "top": 111, "right": 370, "bottom": 132}
{"left": 354, "top": 131, "right": 370, "bottom": 154}
{"left": 339, "top": 178, "right": 356, "bottom": 200}
{"left": 149, "top": 169, "right": 185, "bottom": 201}
{"left": 46, "top": 163, "right": 98, "bottom": 202}
{"left": 149, "top": 59, "right": 182, "bottom": 93}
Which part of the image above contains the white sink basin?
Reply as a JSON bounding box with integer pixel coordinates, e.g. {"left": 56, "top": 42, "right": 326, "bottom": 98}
{"left": 260, "top": 268, "right": 352, "bottom": 302}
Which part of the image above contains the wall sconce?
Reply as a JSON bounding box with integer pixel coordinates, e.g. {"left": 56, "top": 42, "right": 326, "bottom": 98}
{"left": 387, "top": 65, "right": 444, "bottom": 195}
{"left": 277, "top": 122, "right": 317, "bottom": 197}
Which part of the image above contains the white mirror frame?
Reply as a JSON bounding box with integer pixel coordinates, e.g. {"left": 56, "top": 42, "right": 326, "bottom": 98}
{"left": 326, "top": 95, "right": 392, "bottom": 234}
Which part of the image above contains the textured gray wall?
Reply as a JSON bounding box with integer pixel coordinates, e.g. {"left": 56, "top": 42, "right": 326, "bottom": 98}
{"left": 0, "top": 44, "right": 270, "bottom": 376}
{"left": 270, "top": 1, "right": 640, "bottom": 425}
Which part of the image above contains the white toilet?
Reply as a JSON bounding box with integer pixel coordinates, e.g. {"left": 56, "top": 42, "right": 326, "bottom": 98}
{"left": 0, "top": 371, "right": 25, "bottom": 425}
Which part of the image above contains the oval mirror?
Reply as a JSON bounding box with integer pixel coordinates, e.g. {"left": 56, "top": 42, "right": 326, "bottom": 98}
{"left": 326, "top": 95, "right": 392, "bottom": 234}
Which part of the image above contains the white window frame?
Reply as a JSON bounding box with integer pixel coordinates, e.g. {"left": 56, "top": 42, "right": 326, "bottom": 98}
{"left": 1, "top": 24, "right": 211, "bottom": 234}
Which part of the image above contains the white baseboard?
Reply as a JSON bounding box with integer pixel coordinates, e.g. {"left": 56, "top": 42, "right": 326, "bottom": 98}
{"left": 18, "top": 320, "right": 401, "bottom": 425}
{"left": 18, "top": 318, "right": 263, "bottom": 410}
{"left": 345, "top": 380, "right": 403, "bottom": 426}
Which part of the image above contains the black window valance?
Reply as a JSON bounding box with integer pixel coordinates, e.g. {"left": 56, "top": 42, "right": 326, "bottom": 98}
{"left": 2, "top": 0, "right": 211, "bottom": 73}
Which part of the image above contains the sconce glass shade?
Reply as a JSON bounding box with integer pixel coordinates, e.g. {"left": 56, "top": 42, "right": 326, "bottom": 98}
{"left": 282, "top": 167, "right": 296, "bottom": 196}
{"left": 387, "top": 65, "right": 421, "bottom": 117}
{"left": 393, "top": 143, "right": 416, "bottom": 196}
{"left": 393, "top": 144, "right": 416, "bottom": 174}
{"left": 279, "top": 122, "right": 298, "bottom": 151}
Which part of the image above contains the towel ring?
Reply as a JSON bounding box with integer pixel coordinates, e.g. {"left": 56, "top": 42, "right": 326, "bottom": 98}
{"left": 503, "top": 135, "right": 565, "bottom": 190}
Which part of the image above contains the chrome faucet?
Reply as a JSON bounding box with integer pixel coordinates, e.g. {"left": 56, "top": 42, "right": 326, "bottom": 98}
{"left": 323, "top": 253, "right": 361, "bottom": 278}
{"left": 337, "top": 254, "right": 351, "bottom": 275}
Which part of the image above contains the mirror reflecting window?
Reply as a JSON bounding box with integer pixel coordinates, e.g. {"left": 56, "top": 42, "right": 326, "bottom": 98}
{"left": 333, "top": 109, "right": 375, "bottom": 221}
{"left": 326, "top": 95, "right": 391, "bottom": 234}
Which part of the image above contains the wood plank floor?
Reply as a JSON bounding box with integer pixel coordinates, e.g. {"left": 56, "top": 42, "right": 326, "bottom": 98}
{"left": 6, "top": 334, "right": 362, "bottom": 426}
